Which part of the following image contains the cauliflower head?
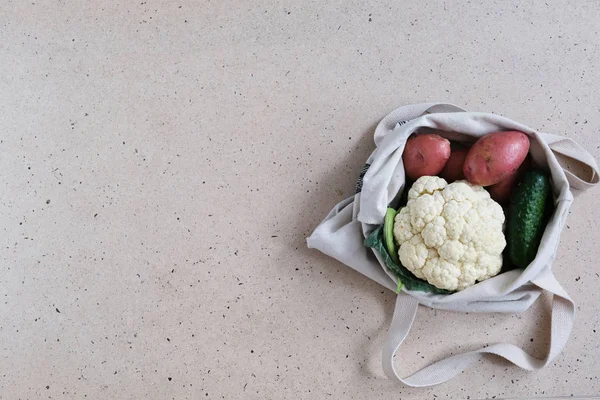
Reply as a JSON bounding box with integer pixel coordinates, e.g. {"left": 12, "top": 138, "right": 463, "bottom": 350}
{"left": 393, "top": 176, "right": 506, "bottom": 291}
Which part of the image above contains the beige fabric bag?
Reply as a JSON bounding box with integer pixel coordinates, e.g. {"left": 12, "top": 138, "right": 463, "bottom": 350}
{"left": 307, "top": 103, "right": 599, "bottom": 386}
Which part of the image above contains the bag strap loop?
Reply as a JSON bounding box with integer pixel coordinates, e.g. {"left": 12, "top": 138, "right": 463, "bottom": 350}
{"left": 538, "top": 132, "right": 599, "bottom": 191}
{"left": 382, "top": 270, "right": 574, "bottom": 387}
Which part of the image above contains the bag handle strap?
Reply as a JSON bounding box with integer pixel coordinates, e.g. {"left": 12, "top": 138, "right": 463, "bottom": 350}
{"left": 382, "top": 269, "right": 574, "bottom": 387}
{"left": 538, "top": 132, "right": 599, "bottom": 191}
{"left": 373, "top": 103, "right": 466, "bottom": 146}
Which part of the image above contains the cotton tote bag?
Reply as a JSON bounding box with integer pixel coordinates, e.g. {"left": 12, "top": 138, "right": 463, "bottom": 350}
{"left": 307, "top": 103, "right": 599, "bottom": 386}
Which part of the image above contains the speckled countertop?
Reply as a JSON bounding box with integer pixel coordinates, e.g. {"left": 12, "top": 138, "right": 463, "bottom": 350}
{"left": 1, "top": 1, "right": 599, "bottom": 398}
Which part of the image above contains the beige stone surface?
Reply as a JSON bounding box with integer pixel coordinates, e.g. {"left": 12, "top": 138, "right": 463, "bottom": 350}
{"left": 1, "top": 0, "right": 599, "bottom": 398}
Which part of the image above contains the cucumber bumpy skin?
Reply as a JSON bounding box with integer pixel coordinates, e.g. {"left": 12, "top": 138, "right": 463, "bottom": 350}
{"left": 508, "top": 170, "right": 552, "bottom": 268}
{"left": 384, "top": 208, "right": 400, "bottom": 264}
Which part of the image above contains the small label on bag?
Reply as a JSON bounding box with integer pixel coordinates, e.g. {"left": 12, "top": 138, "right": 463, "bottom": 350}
{"left": 355, "top": 163, "right": 371, "bottom": 193}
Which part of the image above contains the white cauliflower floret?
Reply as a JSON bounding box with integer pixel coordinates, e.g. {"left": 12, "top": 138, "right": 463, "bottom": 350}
{"left": 393, "top": 176, "right": 506, "bottom": 291}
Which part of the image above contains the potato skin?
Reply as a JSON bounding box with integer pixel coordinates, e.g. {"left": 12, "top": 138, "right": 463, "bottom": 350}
{"left": 488, "top": 157, "right": 531, "bottom": 204}
{"left": 439, "top": 146, "right": 469, "bottom": 183}
{"left": 463, "top": 131, "right": 530, "bottom": 186}
{"left": 402, "top": 134, "right": 451, "bottom": 180}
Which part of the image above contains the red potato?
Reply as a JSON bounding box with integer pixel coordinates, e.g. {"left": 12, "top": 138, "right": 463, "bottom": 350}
{"left": 439, "top": 146, "right": 469, "bottom": 182}
{"left": 403, "top": 134, "right": 451, "bottom": 180}
{"left": 463, "top": 131, "right": 530, "bottom": 186}
{"left": 488, "top": 157, "right": 531, "bottom": 204}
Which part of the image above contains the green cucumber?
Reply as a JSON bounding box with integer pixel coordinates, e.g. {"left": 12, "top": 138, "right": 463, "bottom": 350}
{"left": 384, "top": 208, "right": 400, "bottom": 265}
{"left": 507, "top": 170, "right": 552, "bottom": 268}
